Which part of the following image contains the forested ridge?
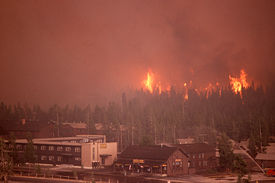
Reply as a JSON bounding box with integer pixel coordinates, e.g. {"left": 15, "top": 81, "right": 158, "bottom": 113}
{"left": 0, "top": 83, "right": 274, "bottom": 152}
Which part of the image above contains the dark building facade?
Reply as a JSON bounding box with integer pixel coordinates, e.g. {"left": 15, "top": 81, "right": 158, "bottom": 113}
{"left": 58, "top": 122, "right": 88, "bottom": 137}
{"left": 174, "top": 143, "right": 216, "bottom": 172}
{"left": 0, "top": 119, "right": 54, "bottom": 139}
{"left": 15, "top": 141, "right": 82, "bottom": 166}
{"left": 115, "top": 145, "right": 189, "bottom": 176}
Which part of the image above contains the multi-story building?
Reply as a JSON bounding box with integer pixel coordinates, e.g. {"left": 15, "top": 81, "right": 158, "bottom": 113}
{"left": 8, "top": 135, "right": 117, "bottom": 168}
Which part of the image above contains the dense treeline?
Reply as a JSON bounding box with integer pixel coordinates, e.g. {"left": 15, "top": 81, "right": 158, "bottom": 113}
{"left": 0, "top": 83, "right": 274, "bottom": 152}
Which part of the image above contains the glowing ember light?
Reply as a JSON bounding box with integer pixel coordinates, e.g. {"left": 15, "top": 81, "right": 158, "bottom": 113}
{"left": 143, "top": 71, "right": 154, "bottom": 93}
{"left": 240, "top": 69, "right": 249, "bottom": 88}
{"left": 184, "top": 93, "right": 188, "bottom": 100}
{"left": 183, "top": 82, "right": 188, "bottom": 100}
{"left": 205, "top": 83, "right": 214, "bottom": 98}
{"left": 195, "top": 89, "right": 200, "bottom": 95}
{"left": 156, "top": 82, "right": 162, "bottom": 94}
{"left": 229, "top": 69, "right": 249, "bottom": 94}
{"left": 166, "top": 85, "right": 171, "bottom": 92}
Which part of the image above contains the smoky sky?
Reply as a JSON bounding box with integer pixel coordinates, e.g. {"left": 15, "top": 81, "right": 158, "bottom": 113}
{"left": 0, "top": 0, "right": 275, "bottom": 107}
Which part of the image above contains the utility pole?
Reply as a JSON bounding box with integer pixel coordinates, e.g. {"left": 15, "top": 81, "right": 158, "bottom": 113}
{"left": 259, "top": 120, "right": 262, "bottom": 152}
{"left": 154, "top": 123, "right": 157, "bottom": 145}
{"left": 120, "top": 125, "right": 123, "bottom": 151}
{"left": 56, "top": 107, "right": 60, "bottom": 137}
{"left": 87, "top": 107, "right": 90, "bottom": 134}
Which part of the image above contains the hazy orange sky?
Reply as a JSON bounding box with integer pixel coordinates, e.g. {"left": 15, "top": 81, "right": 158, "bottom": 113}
{"left": 0, "top": 0, "right": 275, "bottom": 107}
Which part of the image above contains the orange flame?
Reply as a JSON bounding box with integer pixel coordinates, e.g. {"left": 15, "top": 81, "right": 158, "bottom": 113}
{"left": 229, "top": 69, "right": 249, "bottom": 94}
{"left": 183, "top": 82, "right": 188, "bottom": 100}
{"left": 156, "top": 82, "right": 162, "bottom": 94}
{"left": 142, "top": 70, "right": 172, "bottom": 94}
{"left": 205, "top": 83, "right": 214, "bottom": 98}
{"left": 143, "top": 71, "right": 154, "bottom": 93}
{"left": 141, "top": 69, "right": 250, "bottom": 98}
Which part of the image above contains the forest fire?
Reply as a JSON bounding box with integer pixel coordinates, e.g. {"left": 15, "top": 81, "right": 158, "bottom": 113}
{"left": 229, "top": 69, "right": 249, "bottom": 94}
{"left": 143, "top": 71, "right": 154, "bottom": 93}
{"left": 142, "top": 69, "right": 251, "bottom": 98}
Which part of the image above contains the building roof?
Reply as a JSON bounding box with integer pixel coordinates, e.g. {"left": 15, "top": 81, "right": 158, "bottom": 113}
{"left": 174, "top": 143, "right": 215, "bottom": 154}
{"left": 255, "top": 143, "right": 275, "bottom": 161}
{"left": 176, "top": 138, "right": 195, "bottom": 144}
{"left": 95, "top": 123, "right": 104, "bottom": 130}
{"left": 265, "top": 143, "right": 275, "bottom": 154}
{"left": 14, "top": 139, "right": 82, "bottom": 146}
{"left": 11, "top": 135, "right": 106, "bottom": 146}
{"left": 62, "top": 122, "right": 87, "bottom": 129}
{"left": 119, "top": 145, "right": 186, "bottom": 161}
{"left": 256, "top": 153, "right": 275, "bottom": 161}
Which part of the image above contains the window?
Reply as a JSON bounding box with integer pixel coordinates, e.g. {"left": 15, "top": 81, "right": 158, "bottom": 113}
{"left": 16, "top": 144, "right": 22, "bottom": 150}
{"left": 203, "top": 161, "right": 207, "bottom": 167}
{"left": 65, "top": 147, "right": 71, "bottom": 152}
{"left": 57, "top": 146, "right": 63, "bottom": 151}
{"left": 92, "top": 147, "right": 95, "bottom": 160}
{"left": 75, "top": 157, "right": 81, "bottom": 161}
{"left": 41, "top": 155, "right": 47, "bottom": 160}
{"left": 57, "top": 156, "right": 62, "bottom": 162}
{"left": 33, "top": 145, "right": 37, "bottom": 150}
{"left": 199, "top": 154, "right": 201, "bottom": 159}
{"left": 41, "top": 145, "right": 47, "bottom": 150}
{"left": 192, "top": 154, "right": 195, "bottom": 159}
{"left": 34, "top": 155, "right": 38, "bottom": 161}
{"left": 202, "top": 153, "right": 204, "bottom": 159}
{"left": 49, "top": 146, "right": 54, "bottom": 151}
{"left": 49, "top": 156, "right": 54, "bottom": 161}
{"left": 75, "top": 147, "right": 81, "bottom": 152}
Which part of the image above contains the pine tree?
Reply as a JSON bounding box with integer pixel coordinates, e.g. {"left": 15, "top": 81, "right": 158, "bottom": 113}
{"left": 24, "top": 133, "right": 35, "bottom": 164}
{"left": 0, "top": 137, "right": 13, "bottom": 183}
{"left": 218, "top": 134, "right": 235, "bottom": 171}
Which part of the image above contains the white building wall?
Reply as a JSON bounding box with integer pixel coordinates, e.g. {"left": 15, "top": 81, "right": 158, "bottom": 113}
{"left": 81, "top": 142, "right": 117, "bottom": 167}
{"left": 98, "top": 142, "right": 117, "bottom": 166}
{"left": 81, "top": 143, "right": 92, "bottom": 167}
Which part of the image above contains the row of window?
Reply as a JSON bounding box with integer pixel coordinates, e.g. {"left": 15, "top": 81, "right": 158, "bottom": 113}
{"left": 172, "top": 161, "right": 183, "bottom": 168}
{"left": 41, "top": 145, "right": 81, "bottom": 152}
{"left": 190, "top": 160, "right": 208, "bottom": 167}
{"left": 188, "top": 153, "right": 205, "bottom": 159}
{"left": 58, "top": 139, "right": 104, "bottom": 143}
{"left": 40, "top": 155, "right": 81, "bottom": 161}
{"left": 198, "top": 160, "right": 208, "bottom": 167}
{"left": 16, "top": 144, "right": 81, "bottom": 152}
